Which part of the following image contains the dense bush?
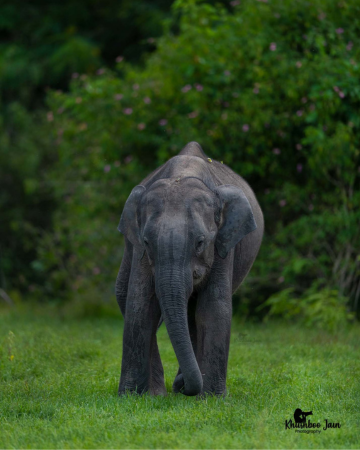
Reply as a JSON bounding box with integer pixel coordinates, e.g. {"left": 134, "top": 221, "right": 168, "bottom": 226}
{"left": 3, "top": 0, "right": 360, "bottom": 326}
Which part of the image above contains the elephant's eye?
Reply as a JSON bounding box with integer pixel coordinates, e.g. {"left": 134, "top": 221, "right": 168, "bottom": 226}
{"left": 195, "top": 237, "right": 205, "bottom": 255}
{"left": 143, "top": 237, "right": 149, "bottom": 246}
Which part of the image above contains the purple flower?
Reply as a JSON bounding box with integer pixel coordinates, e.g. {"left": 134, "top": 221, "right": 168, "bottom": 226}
{"left": 159, "top": 119, "right": 168, "bottom": 126}
{"left": 124, "top": 156, "right": 133, "bottom": 164}
{"left": 57, "top": 107, "right": 64, "bottom": 114}
{"left": 296, "top": 110, "right": 303, "bottom": 116}
{"left": 242, "top": 124, "right": 249, "bottom": 132}
{"left": 269, "top": 42, "right": 277, "bottom": 51}
{"left": 273, "top": 148, "right": 281, "bottom": 155}
{"left": 253, "top": 87, "right": 259, "bottom": 94}
{"left": 72, "top": 72, "right": 79, "bottom": 79}
{"left": 93, "top": 267, "right": 101, "bottom": 275}
{"left": 297, "top": 164, "right": 303, "bottom": 173}
{"left": 303, "top": 34, "right": 308, "bottom": 40}
{"left": 296, "top": 144, "right": 302, "bottom": 150}
{"left": 143, "top": 97, "right": 151, "bottom": 104}
{"left": 296, "top": 61, "right": 302, "bottom": 68}
{"left": 224, "top": 70, "right": 231, "bottom": 76}
{"left": 115, "top": 56, "right": 124, "bottom": 63}
{"left": 96, "top": 68, "right": 105, "bottom": 75}
{"left": 181, "top": 84, "right": 192, "bottom": 93}
{"left": 104, "top": 165, "right": 111, "bottom": 173}
{"left": 47, "top": 112, "right": 54, "bottom": 122}
{"left": 124, "top": 108, "right": 133, "bottom": 115}
{"left": 333, "top": 86, "right": 340, "bottom": 92}
{"left": 114, "top": 94, "right": 123, "bottom": 101}
{"left": 133, "top": 84, "right": 140, "bottom": 90}
{"left": 230, "top": 0, "right": 240, "bottom": 6}
{"left": 339, "top": 91, "right": 345, "bottom": 98}
{"left": 346, "top": 41, "right": 353, "bottom": 51}
{"left": 137, "top": 123, "right": 146, "bottom": 130}
{"left": 188, "top": 111, "right": 198, "bottom": 119}
{"left": 301, "top": 97, "right": 307, "bottom": 103}
{"left": 278, "top": 276, "right": 285, "bottom": 283}
{"left": 195, "top": 84, "right": 203, "bottom": 91}
{"left": 279, "top": 199, "right": 286, "bottom": 207}
{"left": 336, "top": 28, "right": 344, "bottom": 34}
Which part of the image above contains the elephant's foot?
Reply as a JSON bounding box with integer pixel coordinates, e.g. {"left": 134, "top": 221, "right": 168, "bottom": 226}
{"left": 149, "top": 385, "right": 168, "bottom": 396}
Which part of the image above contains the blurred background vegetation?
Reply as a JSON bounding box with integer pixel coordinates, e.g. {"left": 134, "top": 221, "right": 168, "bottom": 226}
{"left": 1, "top": 0, "right": 359, "bottom": 329}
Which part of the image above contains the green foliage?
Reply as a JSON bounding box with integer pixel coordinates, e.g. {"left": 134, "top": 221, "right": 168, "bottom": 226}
{"left": 1, "top": 306, "right": 360, "bottom": 448}
{"left": 36, "top": 0, "right": 360, "bottom": 317}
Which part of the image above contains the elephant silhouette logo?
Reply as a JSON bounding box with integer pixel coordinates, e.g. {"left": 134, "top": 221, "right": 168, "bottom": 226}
{"left": 294, "top": 408, "right": 313, "bottom": 424}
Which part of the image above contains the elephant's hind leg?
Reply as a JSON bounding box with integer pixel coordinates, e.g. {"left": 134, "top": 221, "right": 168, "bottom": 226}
{"left": 150, "top": 336, "right": 167, "bottom": 396}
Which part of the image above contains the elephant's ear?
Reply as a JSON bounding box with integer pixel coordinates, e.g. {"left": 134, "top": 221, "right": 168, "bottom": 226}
{"left": 215, "top": 185, "right": 257, "bottom": 259}
{"left": 118, "top": 185, "right": 146, "bottom": 248}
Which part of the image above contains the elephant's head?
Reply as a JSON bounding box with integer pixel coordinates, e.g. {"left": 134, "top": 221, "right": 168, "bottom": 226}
{"left": 118, "top": 177, "right": 256, "bottom": 395}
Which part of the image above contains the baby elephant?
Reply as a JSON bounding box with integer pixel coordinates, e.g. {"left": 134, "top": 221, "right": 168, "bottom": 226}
{"left": 116, "top": 142, "right": 264, "bottom": 396}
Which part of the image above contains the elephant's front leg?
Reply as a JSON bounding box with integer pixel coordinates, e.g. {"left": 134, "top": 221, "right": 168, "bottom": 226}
{"left": 119, "top": 256, "right": 161, "bottom": 395}
{"left": 195, "top": 251, "right": 234, "bottom": 396}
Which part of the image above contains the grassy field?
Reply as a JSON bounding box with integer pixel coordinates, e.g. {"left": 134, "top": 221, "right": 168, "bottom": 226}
{"left": 0, "top": 303, "right": 359, "bottom": 449}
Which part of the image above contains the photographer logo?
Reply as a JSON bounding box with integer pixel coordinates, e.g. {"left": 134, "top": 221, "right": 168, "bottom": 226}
{"left": 285, "top": 408, "right": 341, "bottom": 434}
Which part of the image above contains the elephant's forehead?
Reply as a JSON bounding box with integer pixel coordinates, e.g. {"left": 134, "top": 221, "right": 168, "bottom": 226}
{"left": 145, "top": 177, "right": 213, "bottom": 202}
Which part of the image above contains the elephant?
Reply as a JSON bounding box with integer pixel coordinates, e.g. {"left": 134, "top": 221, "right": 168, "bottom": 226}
{"left": 115, "top": 141, "right": 264, "bottom": 397}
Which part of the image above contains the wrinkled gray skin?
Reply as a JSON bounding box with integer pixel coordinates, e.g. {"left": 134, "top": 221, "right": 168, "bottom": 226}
{"left": 116, "top": 142, "right": 264, "bottom": 397}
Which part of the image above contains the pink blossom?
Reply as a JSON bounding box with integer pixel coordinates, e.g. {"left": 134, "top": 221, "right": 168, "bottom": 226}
{"left": 114, "top": 94, "right": 123, "bottom": 101}
{"left": 188, "top": 111, "right": 198, "bottom": 119}
{"left": 114, "top": 161, "right": 121, "bottom": 167}
{"left": 47, "top": 112, "right": 54, "bottom": 122}
{"left": 143, "top": 97, "right": 151, "bottom": 104}
{"left": 72, "top": 72, "right": 79, "bottom": 79}
{"left": 57, "top": 107, "right": 64, "bottom": 114}
{"left": 296, "top": 110, "right": 303, "bottom": 116}
{"left": 336, "top": 28, "right": 344, "bottom": 34}
{"left": 296, "top": 144, "right": 302, "bottom": 150}
{"left": 96, "top": 68, "right": 105, "bottom": 75}
{"left": 93, "top": 267, "right": 101, "bottom": 275}
{"left": 104, "top": 165, "right": 111, "bottom": 173}
{"left": 279, "top": 199, "right": 286, "bottom": 207}
{"left": 230, "top": 0, "right": 240, "bottom": 6}
{"left": 124, "top": 108, "right": 133, "bottom": 115}
{"left": 333, "top": 86, "right": 340, "bottom": 92}
{"left": 253, "top": 87, "right": 259, "bottom": 94}
{"left": 296, "top": 61, "right": 302, "bottom": 68}
{"left": 346, "top": 41, "right": 353, "bottom": 51}
{"left": 75, "top": 97, "right": 82, "bottom": 104}
{"left": 138, "top": 123, "right": 146, "bottom": 130}
{"left": 133, "top": 84, "right": 140, "bottom": 90}
{"left": 269, "top": 42, "right": 277, "bottom": 51}
{"left": 273, "top": 148, "right": 281, "bottom": 155}
{"left": 159, "top": 119, "right": 168, "bottom": 126}
{"left": 242, "top": 124, "right": 249, "bottom": 132}
{"left": 338, "top": 91, "right": 345, "bottom": 98}
{"left": 278, "top": 276, "right": 285, "bottom": 283}
{"left": 147, "top": 37, "right": 155, "bottom": 44}
{"left": 301, "top": 97, "right": 307, "bottom": 103}
{"left": 124, "top": 156, "right": 133, "bottom": 164}
{"left": 297, "top": 164, "right": 303, "bottom": 173}
{"left": 308, "top": 204, "right": 314, "bottom": 211}
{"left": 224, "top": 70, "right": 231, "bottom": 76}
{"left": 181, "top": 84, "right": 192, "bottom": 93}
{"left": 115, "top": 56, "right": 124, "bottom": 63}
{"left": 195, "top": 84, "right": 203, "bottom": 91}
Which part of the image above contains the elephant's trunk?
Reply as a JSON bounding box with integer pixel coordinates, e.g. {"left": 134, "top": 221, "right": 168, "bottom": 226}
{"left": 155, "top": 229, "right": 202, "bottom": 396}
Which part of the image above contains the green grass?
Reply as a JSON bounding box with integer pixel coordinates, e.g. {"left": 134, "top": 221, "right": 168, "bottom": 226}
{"left": 0, "top": 303, "right": 359, "bottom": 449}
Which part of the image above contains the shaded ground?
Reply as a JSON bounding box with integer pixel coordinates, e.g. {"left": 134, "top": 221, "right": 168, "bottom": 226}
{"left": 0, "top": 304, "right": 359, "bottom": 448}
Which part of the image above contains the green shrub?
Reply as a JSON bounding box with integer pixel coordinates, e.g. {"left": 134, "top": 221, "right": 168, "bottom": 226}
{"left": 18, "top": 0, "right": 360, "bottom": 322}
